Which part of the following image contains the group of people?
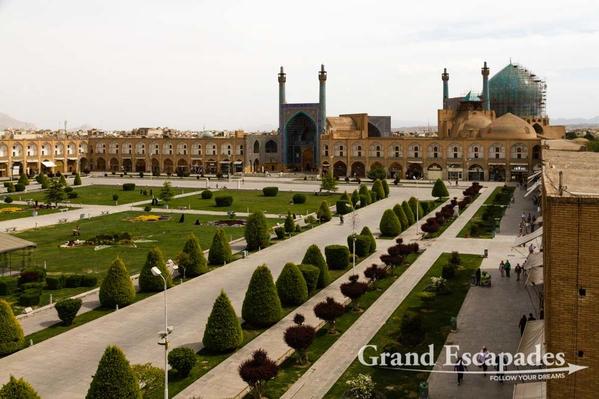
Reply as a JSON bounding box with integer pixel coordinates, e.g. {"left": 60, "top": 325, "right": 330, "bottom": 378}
{"left": 453, "top": 346, "right": 511, "bottom": 385}
{"left": 518, "top": 313, "right": 538, "bottom": 335}
{"left": 518, "top": 212, "right": 537, "bottom": 236}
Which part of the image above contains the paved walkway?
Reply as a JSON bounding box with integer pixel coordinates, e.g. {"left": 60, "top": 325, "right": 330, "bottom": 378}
{"left": 0, "top": 185, "right": 445, "bottom": 398}
{"left": 279, "top": 184, "right": 499, "bottom": 399}
{"left": 426, "top": 185, "right": 538, "bottom": 399}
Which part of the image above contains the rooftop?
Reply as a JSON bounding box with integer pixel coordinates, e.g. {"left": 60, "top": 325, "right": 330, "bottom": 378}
{"left": 0, "top": 232, "right": 36, "bottom": 254}
{"left": 542, "top": 148, "right": 599, "bottom": 197}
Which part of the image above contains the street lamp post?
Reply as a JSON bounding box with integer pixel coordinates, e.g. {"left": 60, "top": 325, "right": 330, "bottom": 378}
{"left": 351, "top": 204, "right": 359, "bottom": 274}
{"left": 151, "top": 266, "right": 171, "bottom": 399}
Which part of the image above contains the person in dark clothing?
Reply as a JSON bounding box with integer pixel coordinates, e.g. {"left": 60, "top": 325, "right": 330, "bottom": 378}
{"left": 475, "top": 268, "right": 482, "bottom": 286}
{"left": 528, "top": 313, "right": 536, "bottom": 321}
{"left": 454, "top": 357, "right": 467, "bottom": 385}
{"left": 519, "top": 315, "right": 527, "bottom": 335}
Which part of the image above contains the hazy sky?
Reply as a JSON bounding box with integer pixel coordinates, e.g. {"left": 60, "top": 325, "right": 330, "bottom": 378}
{"left": 1, "top": 0, "right": 598, "bottom": 130}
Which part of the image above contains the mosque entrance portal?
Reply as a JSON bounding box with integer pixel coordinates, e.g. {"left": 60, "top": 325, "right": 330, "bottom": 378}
{"left": 286, "top": 112, "right": 316, "bottom": 172}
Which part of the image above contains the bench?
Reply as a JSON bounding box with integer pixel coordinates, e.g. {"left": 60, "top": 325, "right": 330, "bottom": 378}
{"left": 5, "top": 227, "right": 16, "bottom": 232}
{"left": 101, "top": 211, "right": 110, "bottom": 215}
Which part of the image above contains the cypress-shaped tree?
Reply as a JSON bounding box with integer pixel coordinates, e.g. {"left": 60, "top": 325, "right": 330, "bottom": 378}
{"left": 360, "top": 226, "right": 377, "bottom": 253}
{"left": 17, "top": 173, "right": 29, "bottom": 186}
{"left": 393, "top": 203, "right": 408, "bottom": 231}
{"left": 350, "top": 190, "right": 360, "bottom": 208}
{"left": 0, "top": 299, "right": 25, "bottom": 356}
{"left": 372, "top": 179, "right": 385, "bottom": 201}
{"left": 276, "top": 263, "right": 308, "bottom": 306}
{"left": 208, "top": 229, "right": 232, "bottom": 266}
{"left": 381, "top": 179, "right": 390, "bottom": 198}
{"left": 316, "top": 201, "right": 332, "bottom": 222}
{"left": 241, "top": 265, "right": 282, "bottom": 327}
{"left": 431, "top": 178, "right": 449, "bottom": 199}
{"left": 139, "top": 247, "right": 173, "bottom": 292}
{"left": 301, "top": 244, "right": 330, "bottom": 288}
{"left": 244, "top": 211, "right": 270, "bottom": 251}
{"left": 409, "top": 197, "right": 425, "bottom": 220}
{"left": 0, "top": 376, "right": 40, "bottom": 399}
{"left": 59, "top": 174, "right": 67, "bottom": 187}
{"left": 73, "top": 173, "right": 82, "bottom": 186}
{"left": 402, "top": 201, "right": 415, "bottom": 226}
{"left": 179, "top": 234, "right": 208, "bottom": 276}
{"left": 340, "top": 191, "right": 351, "bottom": 202}
{"left": 379, "top": 209, "right": 401, "bottom": 237}
{"left": 358, "top": 184, "right": 371, "bottom": 205}
{"left": 202, "top": 291, "right": 243, "bottom": 353}
{"left": 99, "top": 258, "right": 136, "bottom": 309}
{"left": 284, "top": 212, "right": 295, "bottom": 233}
{"left": 86, "top": 345, "right": 141, "bottom": 399}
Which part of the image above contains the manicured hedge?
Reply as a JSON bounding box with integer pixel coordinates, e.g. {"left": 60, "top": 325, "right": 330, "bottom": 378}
{"left": 336, "top": 200, "right": 352, "bottom": 215}
{"left": 208, "top": 228, "right": 232, "bottom": 265}
{"left": 262, "top": 187, "right": 279, "bottom": 197}
{"left": 99, "top": 258, "right": 136, "bottom": 308}
{"left": 0, "top": 277, "right": 17, "bottom": 296}
{"left": 317, "top": 201, "right": 332, "bottom": 222}
{"left": 203, "top": 291, "right": 243, "bottom": 353}
{"left": 168, "top": 347, "right": 197, "bottom": 377}
{"left": 0, "top": 376, "right": 41, "bottom": 398}
{"left": 86, "top": 345, "right": 141, "bottom": 399}
{"left": 244, "top": 211, "right": 270, "bottom": 251}
{"left": 201, "top": 190, "right": 213, "bottom": 199}
{"left": 324, "top": 245, "right": 350, "bottom": 270}
{"left": 55, "top": 298, "right": 82, "bottom": 326}
{"left": 18, "top": 267, "right": 46, "bottom": 286}
{"left": 179, "top": 234, "right": 208, "bottom": 276}
{"left": 292, "top": 193, "right": 306, "bottom": 204}
{"left": 241, "top": 265, "right": 282, "bottom": 327}
{"left": 122, "top": 183, "right": 136, "bottom": 191}
{"left": 18, "top": 289, "right": 41, "bottom": 307}
{"left": 276, "top": 263, "right": 308, "bottom": 307}
{"left": 346, "top": 234, "right": 371, "bottom": 257}
{"left": 301, "top": 245, "right": 330, "bottom": 288}
{"left": 298, "top": 264, "right": 320, "bottom": 294}
{"left": 139, "top": 248, "right": 173, "bottom": 292}
{"left": 372, "top": 179, "right": 385, "bottom": 201}
{"left": 360, "top": 226, "right": 377, "bottom": 254}
{"left": 379, "top": 209, "right": 401, "bottom": 237}
{"left": 214, "top": 195, "right": 233, "bottom": 207}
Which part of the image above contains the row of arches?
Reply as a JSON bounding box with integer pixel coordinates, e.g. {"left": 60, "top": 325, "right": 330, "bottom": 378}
{"left": 94, "top": 157, "right": 244, "bottom": 174}
{"left": 252, "top": 140, "right": 278, "bottom": 154}
{"left": 0, "top": 143, "right": 87, "bottom": 158}
{"left": 93, "top": 142, "right": 243, "bottom": 157}
{"left": 322, "top": 143, "right": 541, "bottom": 161}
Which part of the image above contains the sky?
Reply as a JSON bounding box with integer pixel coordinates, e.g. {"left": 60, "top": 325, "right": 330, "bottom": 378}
{"left": 1, "top": 0, "right": 598, "bottom": 131}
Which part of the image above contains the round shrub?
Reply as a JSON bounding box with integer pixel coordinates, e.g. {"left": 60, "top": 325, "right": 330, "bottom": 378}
{"left": 238, "top": 349, "right": 278, "bottom": 398}
{"left": 3, "top": 197, "right": 13, "bottom": 204}
{"left": 214, "top": 195, "right": 233, "bottom": 207}
{"left": 274, "top": 226, "right": 285, "bottom": 239}
{"left": 208, "top": 228, "right": 232, "bottom": 265}
{"left": 14, "top": 183, "right": 25, "bottom": 192}
{"left": 18, "top": 289, "right": 41, "bottom": 307}
{"left": 65, "top": 274, "right": 83, "bottom": 288}
{"left": 262, "top": 187, "right": 279, "bottom": 197}
{"left": 313, "top": 297, "right": 345, "bottom": 332}
{"left": 201, "top": 190, "right": 213, "bottom": 199}
{"left": 81, "top": 274, "right": 98, "bottom": 287}
{"left": 292, "top": 193, "right": 306, "bottom": 204}
{"left": 302, "top": 245, "right": 330, "bottom": 288}
{"left": 297, "top": 264, "right": 320, "bottom": 293}
{"left": 86, "top": 345, "right": 141, "bottom": 399}
{"left": 0, "top": 278, "right": 17, "bottom": 296}
{"left": 203, "top": 291, "right": 243, "bottom": 353}
{"left": 284, "top": 317, "right": 316, "bottom": 365}
{"left": 122, "top": 183, "right": 136, "bottom": 191}
{"left": 168, "top": 347, "right": 197, "bottom": 377}
{"left": 0, "top": 376, "right": 40, "bottom": 399}
{"left": 324, "top": 245, "right": 350, "bottom": 270}
{"left": 276, "top": 263, "right": 308, "bottom": 307}
{"left": 55, "top": 298, "right": 82, "bottom": 326}
{"left": 360, "top": 226, "right": 376, "bottom": 254}
{"left": 241, "top": 265, "right": 283, "bottom": 327}
{"left": 379, "top": 209, "right": 401, "bottom": 237}
{"left": 178, "top": 234, "right": 208, "bottom": 277}
{"left": 317, "top": 201, "right": 332, "bottom": 222}
{"left": 67, "top": 191, "right": 78, "bottom": 199}
{"left": 99, "top": 258, "right": 136, "bottom": 308}
{"left": 346, "top": 234, "right": 371, "bottom": 257}
{"left": 244, "top": 211, "right": 270, "bottom": 251}
{"left": 336, "top": 200, "right": 352, "bottom": 215}
{"left": 340, "top": 275, "right": 369, "bottom": 310}
{"left": 144, "top": 205, "right": 152, "bottom": 212}
{"left": 139, "top": 247, "right": 173, "bottom": 292}
{"left": 0, "top": 299, "right": 25, "bottom": 356}
{"left": 45, "top": 275, "right": 65, "bottom": 290}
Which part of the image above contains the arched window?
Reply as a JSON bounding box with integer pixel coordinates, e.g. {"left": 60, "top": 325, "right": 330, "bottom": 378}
{"left": 136, "top": 143, "right": 145, "bottom": 155}
{"left": 177, "top": 143, "right": 187, "bottom": 155}
{"left": 334, "top": 143, "right": 345, "bottom": 157}
{"left": 163, "top": 142, "right": 173, "bottom": 155}
{"left": 322, "top": 144, "right": 329, "bottom": 157}
{"left": 489, "top": 144, "right": 505, "bottom": 159}
{"left": 369, "top": 143, "right": 382, "bottom": 158}
{"left": 468, "top": 144, "right": 483, "bottom": 159}
{"left": 253, "top": 140, "right": 260, "bottom": 154}
{"left": 447, "top": 144, "right": 462, "bottom": 159}
{"left": 408, "top": 144, "right": 421, "bottom": 158}
{"left": 389, "top": 144, "right": 402, "bottom": 158}
{"left": 27, "top": 143, "right": 37, "bottom": 156}
{"left": 265, "top": 140, "right": 277, "bottom": 153}
{"left": 54, "top": 143, "right": 64, "bottom": 156}
{"left": 428, "top": 143, "right": 441, "bottom": 159}
{"left": 192, "top": 143, "right": 202, "bottom": 155}
{"left": 511, "top": 144, "right": 528, "bottom": 159}
{"left": 221, "top": 144, "right": 232, "bottom": 155}
{"left": 352, "top": 143, "right": 363, "bottom": 157}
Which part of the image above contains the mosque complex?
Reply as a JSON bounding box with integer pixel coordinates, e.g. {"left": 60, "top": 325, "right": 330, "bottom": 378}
{"left": 0, "top": 62, "right": 565, "bottom": 182}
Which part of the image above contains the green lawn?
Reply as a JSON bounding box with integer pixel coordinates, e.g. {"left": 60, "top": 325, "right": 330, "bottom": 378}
{"left": 162, "top": 189, "right": 343, "bottom": 216}
{"left": 0, "top": 204, "right": 61, "bottom": 222}
{"left": 15, "top": 211, "right": 279, "bottom": 278}
{"left": 324, "top": 252, "right": 482, "bottom": 398}
{"left": 8, "top": 185, "right": 195, "bottom": 206}
{"left": 262, "top": 253, "right": 420, "bottom": 399}
{"left": 458, "top": 186, "right": 515, "bottom": 238}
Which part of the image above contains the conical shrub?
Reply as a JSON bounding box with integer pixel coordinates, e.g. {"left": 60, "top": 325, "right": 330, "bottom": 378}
{"left": 379, "top": 209, "right": 401, "bottom": 237}
{"left": 409, "top": 197, "right": 424, "bottom": 220}
{"left": 402, "top": 201, "right": 415, "bottom": 226}
{"left": 393, "top": 203, "right": 408, "bottom": 231}
{"left": 99, "top": 258, "right": 135, "bottom": 309}
{"left": 180, "top": 234, "right": 208, "bottom": 276}
{"left": 73, "top": 173, "right": 82, "bottom": 186}
{"left": 432, "top": 178, "right": 449, "bottom": 199}
{"left": 208, "top": 229, "right": 232, "bottom": 266}
{"left": 0, "top": 299, "right": 25, "bottom": 356}
{"left": 86, "top": 345, "right": 141, "bottom": 399}
{"left": 276, "top": 263, "right": 308, "bottom": 306}
{"left": 358, "top": 184, "right": 371, "bottom": 205}
{"left": 139, "top": 247, "right": 173, "bottom": 292}
{"left": 203, "top": 291, "right": 243, "bottom": 353}
{"left": 301, "top": 245, "right": 330, "bottom": 288}
{"left": 372, "top": 179, "right": 385, "bottom": 201}
{"left": 316, "top": 201, "right": 332, "bottom": 222}
{"left": 0, "top": 376, "right": 40, "bottom": 399}
{"left": 284, "top": 212, "right": 295, "bottom": 233}
{"left": 350, "top": 190, "right": 360, "bottom": 207}
{"left": 241, "top": 265, "right": 282, "bottom": 327}
{"left": 244, "top": 211, "right": 270, "bottom": 251}
{"left": 360, "top": 226, "right": 377, "bottom": 253}
{"left": 381, "top": 179, "right": 390, "bottom": 198}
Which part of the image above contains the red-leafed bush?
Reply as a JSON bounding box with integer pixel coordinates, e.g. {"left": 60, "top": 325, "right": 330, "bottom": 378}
{"left": 313, "top": 297, "right": 345, "bottom": 333}
{"left": 340, "top": 275, "right": 369, "bottom": 311}
{"left": 284, "top": 313, "right": 316, "bottom": 364}
{"left": 364, "top": 264, "right": 387, "bottom": 286}
{"left": 238, "top": 349, "right": 278, "bottom": 398}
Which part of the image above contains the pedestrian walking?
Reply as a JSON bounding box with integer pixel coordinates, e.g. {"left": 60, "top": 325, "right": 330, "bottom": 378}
{"left": 515, "top": 264, "right": 522, "bottom": 281}
{"left": 529, "top": 243, "right": 535, "bottom": 254}
{"left": 475, "top": 268, "right": 482, "bottom": 286}
{"left": 519, "top": 314, "right": 527, "bottom": 335}
{"left": 499, "top": 261, "right": 505, "bottom": 277}
{"left": 528, "top": 313, "right": 536, "bottom": 321}
{"left": 504, "top": 260, "right": 511, "bottom": 278}
{"left": 454, "top": 357, "right": 467, "bottom": 385}
{"left": 476, "top": 347, "right": 491, "bottom": 376}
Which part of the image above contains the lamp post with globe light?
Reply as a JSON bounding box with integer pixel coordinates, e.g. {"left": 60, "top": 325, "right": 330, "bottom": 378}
{"left": 151, "top": 266, "right": 172, "bottom": 399}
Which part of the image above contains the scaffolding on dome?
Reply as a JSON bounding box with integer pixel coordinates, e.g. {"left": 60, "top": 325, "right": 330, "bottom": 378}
{"left": 489, "top": 63, "right": 546, "bottom": 118}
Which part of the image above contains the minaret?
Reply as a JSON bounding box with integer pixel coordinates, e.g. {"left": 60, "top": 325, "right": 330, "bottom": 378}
{"left": 481, "top": 61, "right": 490, "bottom": 111}
{"left": 318, "top": 64, "right": 327, "bottom": 133}
{"left": 278, "top": 66, "right": 286, "bottom": 138}
{"left": 442, "top": 68, "right": 449, "bottom": 110}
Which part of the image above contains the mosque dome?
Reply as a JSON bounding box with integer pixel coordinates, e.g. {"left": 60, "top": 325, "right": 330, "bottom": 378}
{"left": 489, "top": 63, "right": 546, "bottom": 118}
{"left": 461, "top": 113, "right": 492, "bottom": 131}
{"left": 482, "top": 112, "right": 536, "bottom": 140}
